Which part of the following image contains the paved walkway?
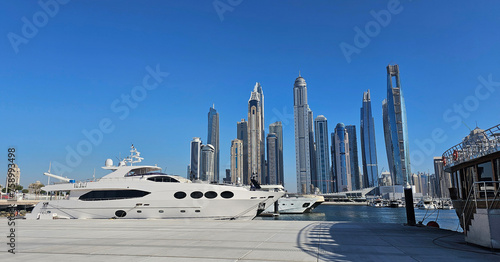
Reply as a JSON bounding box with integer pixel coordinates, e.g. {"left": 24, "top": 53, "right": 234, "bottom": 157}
{"left": 1, "top": 219, "right": 498, "bottom": 261}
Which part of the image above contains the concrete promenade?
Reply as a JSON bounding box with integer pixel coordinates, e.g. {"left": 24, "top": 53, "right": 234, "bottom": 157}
{"left": 1, "top": 219, "right": 499, "bottom": 261}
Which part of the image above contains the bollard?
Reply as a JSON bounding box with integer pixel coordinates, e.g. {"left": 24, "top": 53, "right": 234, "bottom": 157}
{"left": 404, "top": 185, "right": 416, "bottom": 226}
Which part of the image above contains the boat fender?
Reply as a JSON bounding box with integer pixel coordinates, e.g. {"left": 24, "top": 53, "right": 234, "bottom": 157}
{"left": 426, "top": 221, "right": 439, "bottom": 228}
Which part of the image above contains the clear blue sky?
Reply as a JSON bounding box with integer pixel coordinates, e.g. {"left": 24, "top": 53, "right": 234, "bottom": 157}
{"left": 1, "top": 1, "right": 499, "bottom": 192}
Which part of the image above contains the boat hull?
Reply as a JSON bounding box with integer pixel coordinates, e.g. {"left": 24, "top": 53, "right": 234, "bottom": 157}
{"left": 27, "top": 181, "right": 283, "bottom": 220}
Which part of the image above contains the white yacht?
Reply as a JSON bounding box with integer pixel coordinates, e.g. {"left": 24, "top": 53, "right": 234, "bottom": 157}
{"left": 27, "top": 146, "right": 284, "bottom": 220}
{"left": 416, "top": 197, "right": 438, "bottom": 210}
{"left": 261, "top": 194, "right": 325, "bottom": 214}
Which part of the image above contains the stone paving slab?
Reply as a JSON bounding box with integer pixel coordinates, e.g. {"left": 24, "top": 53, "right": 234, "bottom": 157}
{"left": 0, "top": 219, "right": 498, "bottom": 261}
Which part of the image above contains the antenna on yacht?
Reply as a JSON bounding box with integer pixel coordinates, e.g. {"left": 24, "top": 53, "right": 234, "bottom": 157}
{"left": 93, "top": 168, "right": 96, "bottom": 181}
{"left": 124, "top": 144, "right": 143, "bottom": 166}
{"left": 47, "top": 162, "right": 51, "bottom": 185}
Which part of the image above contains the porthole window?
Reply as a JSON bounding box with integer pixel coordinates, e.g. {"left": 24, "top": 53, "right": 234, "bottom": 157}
{"left": 180, "top": 210, "right": 186, "bottom": 213}
{"left": 302, "top": 203, "right": 310, "bottom": 208}
{"left": 115, "top": 210, "right": 126, "bottom": 218}
{"left": 221, "top": 191, "right": 234, "bottom": 199}
{"left": 137, "top": 210, "right": 142, "bottom": 213}
{"left": 159, "top": 210, "right": 164, "bottom": 213}
{"left": 204, "top": 191, "right": 217, "bottom": 199}
{"left": 174, "top": 191, "right": 187, "bottom": 199}
{"left": 191, "top": 191, "right": 203, "bottom": 199}
{"left": 195, "top": 210, "right": 200, "bottom": 213}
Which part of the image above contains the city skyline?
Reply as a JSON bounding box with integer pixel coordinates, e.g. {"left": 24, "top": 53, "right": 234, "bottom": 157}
{"left": 3, "top": 1, "right": 499, "bottom": 192}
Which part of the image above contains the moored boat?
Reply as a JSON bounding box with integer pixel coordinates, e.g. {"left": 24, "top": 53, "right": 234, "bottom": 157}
{"left": 442, "top": 124, "right": 500, "bottom": 249}
{"left": 27, "top": 145, "right": 284, "bottom": 220}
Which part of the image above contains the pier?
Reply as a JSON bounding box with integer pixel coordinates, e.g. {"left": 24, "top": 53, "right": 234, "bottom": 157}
{"left": 2, "top": 219, "right": 498, "bottom": 261}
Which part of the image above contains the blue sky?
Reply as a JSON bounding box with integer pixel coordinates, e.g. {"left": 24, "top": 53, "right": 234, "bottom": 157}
{"left": 1, "top": 0, "right": 499, "bottom": 192}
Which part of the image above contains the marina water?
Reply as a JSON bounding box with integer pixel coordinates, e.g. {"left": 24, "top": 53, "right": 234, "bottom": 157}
{"left": 256, "top": 205, "right": 462, "bottom": 232}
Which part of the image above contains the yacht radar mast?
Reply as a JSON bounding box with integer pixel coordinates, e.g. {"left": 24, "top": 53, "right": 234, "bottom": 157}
{"left": 123, "top": 144, "right": 144, "bottom": 166}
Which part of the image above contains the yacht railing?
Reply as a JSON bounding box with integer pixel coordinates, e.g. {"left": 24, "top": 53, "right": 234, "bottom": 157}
{"left": 443, "top": 124, "right": 500, "bottom": 168}
{"left": 461, "top": 181, "right": 500, "bottom": 233}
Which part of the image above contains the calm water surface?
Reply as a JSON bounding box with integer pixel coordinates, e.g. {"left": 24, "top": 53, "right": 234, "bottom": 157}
{"left": 256, "top": 204, "right": 462, "bottom": 232}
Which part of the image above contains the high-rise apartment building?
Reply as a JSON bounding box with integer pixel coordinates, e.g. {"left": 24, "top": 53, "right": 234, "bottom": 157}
{"left": 314, "top": 115, "right": 331, "bottom": 193}
{"left": 332, "top": 123, "right": 351, "bottom": 192}
{"left": 267, "top": 133, "right": 279, "bottom": 185}
{"left": 269, "top": 121, "right": 284, "bottom": 186}
{"left": 360, "top": 89, "right": 379, "bottom": 188}
{"left": 433, "top": 157, "right": 452, "bottom": 198}
{"left": 346, "top": 125, "right": 361, "bottom": 190}
{"left": 207, "top": 105, "right": 219, "bottom": 183}
{"left": 383, "top": 64, "right": 411, "bottom": 185}
{"left": 236, "top": 119, "right": 249, "bottom": 185}
{"left": 190, "top": 137, "right": 202, "bottom": 180}
{"left": 248, "top": 89, "right": 263, "bottom": 183}
{"left": 253, "top": 83, "right": 266, "bottom": 185}
{"left": 230, "top": 139, "right": 244, "bottom": 184}
{"left": 293, "top": 74, "right": 315, "bottom": 194}
{"left": 201, "top": 144, "right": 215, "bottom": 182}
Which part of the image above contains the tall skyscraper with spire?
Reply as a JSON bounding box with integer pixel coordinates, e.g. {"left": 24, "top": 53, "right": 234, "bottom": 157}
{"left": 207, "top": 105, "right": 219, "bottom": 183}
{"left": 237, "top": 119, "right": 249, "bottom": 184}
{"left": 360, "top": 90, "right": 379, "bottom": 188}
{"left": 294, "top": 73, "right": 315, "bottom": 194}
{"left": 383, "top": 64, "right": 411, "bottom": 185}
{"left": 269, "top": 121, "right": 284, "bottom": 186}
{"left": 253, "top": 82, "right": 266, "bottom": 185}
{"left": 314, "top": 115, "right": 331, "bottom": 193}
{"left": 248, "top": 88, "right": 263, "bottom": 183}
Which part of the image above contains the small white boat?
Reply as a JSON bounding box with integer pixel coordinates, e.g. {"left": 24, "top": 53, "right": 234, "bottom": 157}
{"left": 370, "top": 199, "right": 384, "bottom": 207}
{"left": 416, "top": 197, "right": 438, "bottom": 210}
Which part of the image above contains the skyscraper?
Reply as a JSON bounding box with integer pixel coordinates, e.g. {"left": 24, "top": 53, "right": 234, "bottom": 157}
{"left": 332, "top": 123, "right": 351, "bottom": 192}
{"left": 201, "top": 144, "right": 215, "bottom": 182}
{"left": 360, "top": 89, "right": 379, "bottom": 188}
{"left": 269, "top": 121, "right": 284, "bottom": 186}
{"left": 190, "top": 137, "right": 202, "bottom": 180}
{"left": 267, "top": 133, "right": 279, "bottom": 185}
{"left": 308, "top": 109, "right": 317, "bottom": 190}
{"left": 248, "top": 89, "right": 263, "bottom": 183}
{"left": 346, "top": 125, "right": 361, "bottom": 190}
{"left": 383, "top": 64, "right": 411, "bottom": 185}
{"left": 237, "top": 119, "right": 249, "bottom": 185}
{"left": 253, "top": 83, "right": 266, "bottom": 186}
{"left": 433, "top": 157, "right": 452, "bottom": 198}
{"left": 382, "top": 99, "right": 395, "bottom": 185}
{"left": 314, "top": 115, "right": 331, "bottom": 193}
{"left": 293, "top": 74, "right": 315, "bottom": 194}
{"left": 230, "top": 139, "right": 244, "bottom": 184}
{"left": 207, "top": 105, "right": 220, "bottom": 183}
